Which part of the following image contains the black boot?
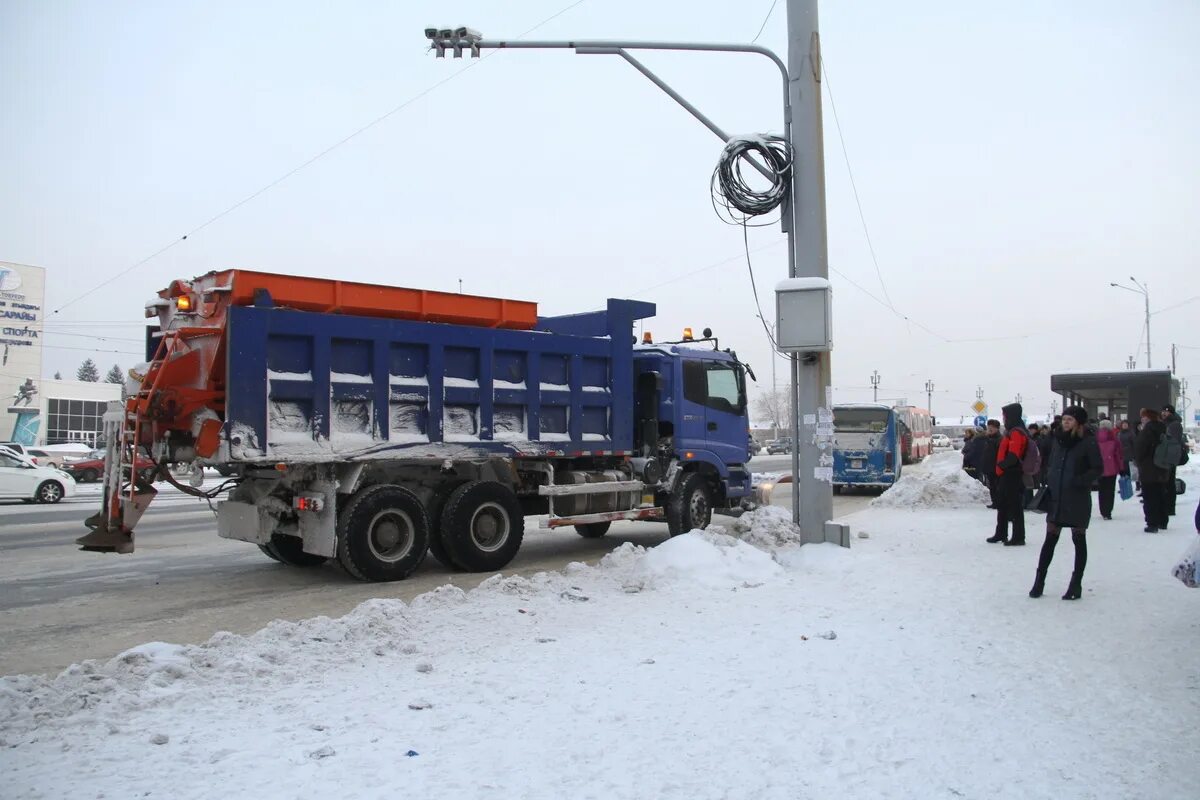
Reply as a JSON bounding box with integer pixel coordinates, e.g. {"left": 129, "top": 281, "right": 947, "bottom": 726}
{"left": 986, "top": 534, "right": 1007, "bottom": 544}
{"left": 1030, "top": 529, "right": 1059, "bottom": 599}
{"left": 1062, "top": 532, "right": 1087, "bottom": 600}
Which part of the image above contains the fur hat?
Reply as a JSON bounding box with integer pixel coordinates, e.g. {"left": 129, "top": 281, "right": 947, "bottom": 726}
{"left": 1140, "top": 407, "right": 1161, "bottom": 421}
{"left": 1063, "top": 405, "right": 1088, "bottom": 426}
{"left": 1099, "top": 419, "right": 1114, "bottom": 430}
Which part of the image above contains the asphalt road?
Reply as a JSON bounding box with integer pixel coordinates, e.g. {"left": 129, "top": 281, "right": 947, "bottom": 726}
{"left": 0, "top": 456, "right": 871, "bottom": 676}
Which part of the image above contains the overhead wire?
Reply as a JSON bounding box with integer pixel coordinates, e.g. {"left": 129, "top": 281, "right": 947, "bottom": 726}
{"left": 750, "top": 0, "right": 780, "bottom": 44}
{"left": 821, "top": 58, "right": 896, "bottom": 311}
{"left": 47, "top": 0, "right": 590, "bottom": 317}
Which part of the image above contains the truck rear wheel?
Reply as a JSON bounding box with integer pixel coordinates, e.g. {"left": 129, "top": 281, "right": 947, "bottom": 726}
{"left": 336, "top": 485, "right": 429, "bottom": 582}
{"left": 261, "top": 535, "right": 327, "bottom": 567}
{"left": 574, "top": 521, "right": 611, "bottom": 538}
{"left": 439, "top": 481, "right": 524, "bottom": 572}
{"left": 667, "top": 472, "right": 712, "bottom": 537}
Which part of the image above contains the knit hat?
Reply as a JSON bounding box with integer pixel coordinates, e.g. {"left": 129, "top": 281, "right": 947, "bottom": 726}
{"left": 1063, "top": 405, "right": 1088, "bottom": 426}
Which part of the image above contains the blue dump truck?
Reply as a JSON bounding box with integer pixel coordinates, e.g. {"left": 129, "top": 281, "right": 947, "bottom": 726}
{"left": 79, "top": 271, "right": 755, "bottom": 581}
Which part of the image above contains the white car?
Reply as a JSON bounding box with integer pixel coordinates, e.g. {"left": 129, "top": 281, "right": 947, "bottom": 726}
{"left": 0, "top": 446, "right": 77, "bottom": 504}
{"left": 931, "top": 434, "right": 953, "bottom": 449}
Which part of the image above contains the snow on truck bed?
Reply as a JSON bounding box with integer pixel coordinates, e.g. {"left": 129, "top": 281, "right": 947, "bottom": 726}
{"left": 2, "top": 493, "right": 1197, "bottom": 799}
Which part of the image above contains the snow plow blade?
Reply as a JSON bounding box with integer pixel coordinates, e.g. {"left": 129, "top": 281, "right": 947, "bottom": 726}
{"left": 77, "top": 483, "right": 156, "bottom": 553}
{"left": 76, "top": 524, "right": 135, "bottom": 554}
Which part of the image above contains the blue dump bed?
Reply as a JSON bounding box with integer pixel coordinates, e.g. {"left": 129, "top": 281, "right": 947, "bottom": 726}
{"left": 221, "top": 298, "right": 655, "bottom": 463}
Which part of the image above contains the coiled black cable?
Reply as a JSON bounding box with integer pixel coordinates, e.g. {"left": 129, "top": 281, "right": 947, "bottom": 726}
{"left": 710, "top": 134, "right": 793, "bottom": 225}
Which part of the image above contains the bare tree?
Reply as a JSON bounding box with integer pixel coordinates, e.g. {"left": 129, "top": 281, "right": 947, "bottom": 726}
{"left": 753, "top": 387, "right": 792, "bottom": 437}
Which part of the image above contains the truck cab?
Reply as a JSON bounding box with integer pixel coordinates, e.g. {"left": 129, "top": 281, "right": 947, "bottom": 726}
{"left": 633, "top": 339, "right": 753, "bottom": 532}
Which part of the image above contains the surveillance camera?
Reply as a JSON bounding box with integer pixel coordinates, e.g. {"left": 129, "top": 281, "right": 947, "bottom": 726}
{"left": 437, "top": 28, "right": 453, "bottom": 40}
{"left": 454, "top": 26, "right": 482, "bottom": 41}
{"left": 424, "top": 27, "right": 438, "bottom": 39}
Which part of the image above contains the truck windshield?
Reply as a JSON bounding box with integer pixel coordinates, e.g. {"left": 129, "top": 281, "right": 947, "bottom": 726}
{"left": 835, "top": 408, "right": 890, "bottom": 433}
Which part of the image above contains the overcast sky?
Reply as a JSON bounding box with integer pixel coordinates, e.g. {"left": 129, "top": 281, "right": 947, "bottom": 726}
{"left": 2, "top": 0, "right": 1197, "bottom": 422}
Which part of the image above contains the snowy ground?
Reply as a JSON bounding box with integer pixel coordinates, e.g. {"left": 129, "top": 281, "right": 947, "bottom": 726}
{"left": 2, "top": 453, "right": 1197, "bottom": 799}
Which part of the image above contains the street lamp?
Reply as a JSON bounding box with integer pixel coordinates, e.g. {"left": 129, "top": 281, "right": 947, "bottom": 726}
{"left": 1126, "top": 355, "right": 1136, "bottom": 370}
{"left": 422, "top": 9, "right": 838, "bottom": 545}
{"left": 925, "top": 379, "right": 934, "bottom": 417}
{"left": 871, "top": 370, "right": 881, "bottom": 403}
{"left": 1110, "top": 277, "right": 1151, "bottom": 368}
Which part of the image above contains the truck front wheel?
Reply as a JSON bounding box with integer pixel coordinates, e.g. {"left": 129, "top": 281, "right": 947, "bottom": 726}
{"left": 336, "top": 485, "right": 430, "bottom": 581}
{"left": 439, "top": 481, "right": 524, "bottom": 572}
{"left": 667, "top": 472, "right": 712, "bottom": 537}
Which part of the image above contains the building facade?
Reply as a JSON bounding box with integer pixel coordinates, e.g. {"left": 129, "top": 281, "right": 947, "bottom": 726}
{"left": 2, "top": 261, "right": 46, "bottom": 442}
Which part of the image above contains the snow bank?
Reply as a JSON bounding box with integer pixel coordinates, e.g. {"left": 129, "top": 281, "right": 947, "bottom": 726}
{"left": 870, "top": 451, "right": 989, "bottom": 509}
{"left": 5, "top": 479, "right": 1198, "bottom": 799}
{"left": 637, "top": 530, "right": 783, "bottom": 590}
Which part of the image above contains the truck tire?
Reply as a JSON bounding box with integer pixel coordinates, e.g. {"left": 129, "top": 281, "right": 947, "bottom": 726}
{"left": 262, "top": 535, "right": 328, "bottom": 567}
{"left": 574, "top": 521, "right": 611, "bottom": 538}
{"left": 336, "top": 485, "right": 429, "bottom": 582}
{"left": 425, "top": 487, "right": 467, "bottom": 572}
{"left": 439, "top": 481, "right": 524, "bottom": 572}
{"left": 667, "top": 472, "right": 712, "bottom": 537}
{"left": 258, "top": 544, "right": 282, "bottom": 563}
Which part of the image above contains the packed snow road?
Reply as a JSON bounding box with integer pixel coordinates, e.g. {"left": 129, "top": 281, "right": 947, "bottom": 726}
{"left": 0, "top": 463, "right": 871, "bottom": 676}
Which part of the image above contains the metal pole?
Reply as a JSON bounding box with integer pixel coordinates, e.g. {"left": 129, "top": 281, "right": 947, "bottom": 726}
{"left": 1144, "top": 284, "right": 1152, "bottom": 368}
{"left": 771, "top": 323, "right": 779, "bottom": 437}
{"left": 925, "top": 379, "right": 934, "bottom": 417}
{"left": 786, "top": 0, "right": 833, "bottom": 543}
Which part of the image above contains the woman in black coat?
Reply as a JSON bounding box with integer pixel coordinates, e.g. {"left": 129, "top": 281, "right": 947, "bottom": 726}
{"left": 1029, "top": 406, "right": 1103, "bottom": 600}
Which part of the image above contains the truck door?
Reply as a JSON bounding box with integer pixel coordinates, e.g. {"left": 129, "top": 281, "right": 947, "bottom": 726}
{"left": 681, "top": 358, "right": 748, "bottom": 466}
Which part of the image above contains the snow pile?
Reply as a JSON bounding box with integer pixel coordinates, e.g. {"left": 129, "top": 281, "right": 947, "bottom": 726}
{"left": 0, "top": 599, "right": 414, "bottom": 737}
{"left": 710, "top": 505, "right": 804, "bottom": 549}
{"left": 870, "top": 451, "right": 989, "bottom": 509}
{"left": 635, "top": 530, "right": 784, "bottom": 590}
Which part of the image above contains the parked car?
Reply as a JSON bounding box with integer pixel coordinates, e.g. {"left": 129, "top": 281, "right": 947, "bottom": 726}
{"left": 0, "top": 446, "right": 76, "bottom": 503}
{"left": 931, "top": 434, "right": 953, "bottom": 449}
{"left": 0, "top": 442, "right": 37, "bottom": 464}
{"left": 766, "top": 438, "right": 793, "bottom": 455}
{"left": 26, "top": 448, "right": 68, "bottom": 468}
{"left": 63, "top": 452, "right": 157, "bottom": 483}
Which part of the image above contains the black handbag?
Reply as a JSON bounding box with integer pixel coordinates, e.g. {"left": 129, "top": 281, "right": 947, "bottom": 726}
{"left": 1026, "top": 485, "right": 1049, "bottom": 513}
{"left": 1176, "top": 478, "right": 1186, "bottom": 496}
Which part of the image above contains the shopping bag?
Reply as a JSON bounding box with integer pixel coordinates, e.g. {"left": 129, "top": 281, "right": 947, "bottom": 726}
{"left": 1171, "top": 537, "right": 1200, "bottom": 588}
{"left": 1026, "top": 486, "right": 1049, "bottom": 513}
{"left": 1118, "top": 474, "right": 1133, "bottom": 501}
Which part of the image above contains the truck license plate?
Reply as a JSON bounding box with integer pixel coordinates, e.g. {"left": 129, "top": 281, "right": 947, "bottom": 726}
{"left": 851, "top": 459, "right": 863, "bottom": 469}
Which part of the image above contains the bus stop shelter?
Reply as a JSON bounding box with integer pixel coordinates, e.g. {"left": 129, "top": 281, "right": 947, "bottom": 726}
{"left": 1050, "top": 370, "right": 1180, "bottom": 424}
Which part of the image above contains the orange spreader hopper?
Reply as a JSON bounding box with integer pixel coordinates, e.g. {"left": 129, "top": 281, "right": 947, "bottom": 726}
{"left": 174, "top": 269, "right": 538, "bottom": 330}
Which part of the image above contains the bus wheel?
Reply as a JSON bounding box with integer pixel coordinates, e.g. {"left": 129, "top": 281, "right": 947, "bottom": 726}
{"left": 439, "top": 481, "right": 524, "bottom": 572}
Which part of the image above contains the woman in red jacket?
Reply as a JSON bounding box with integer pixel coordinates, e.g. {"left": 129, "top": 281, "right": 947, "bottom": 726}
{"left": 1095, "top": 419, "right": 1123, "bottom": 520}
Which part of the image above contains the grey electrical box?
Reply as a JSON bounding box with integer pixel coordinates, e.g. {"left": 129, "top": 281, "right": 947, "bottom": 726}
{"left": 775, "top": 277, "right": 832, "bottom": 352}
